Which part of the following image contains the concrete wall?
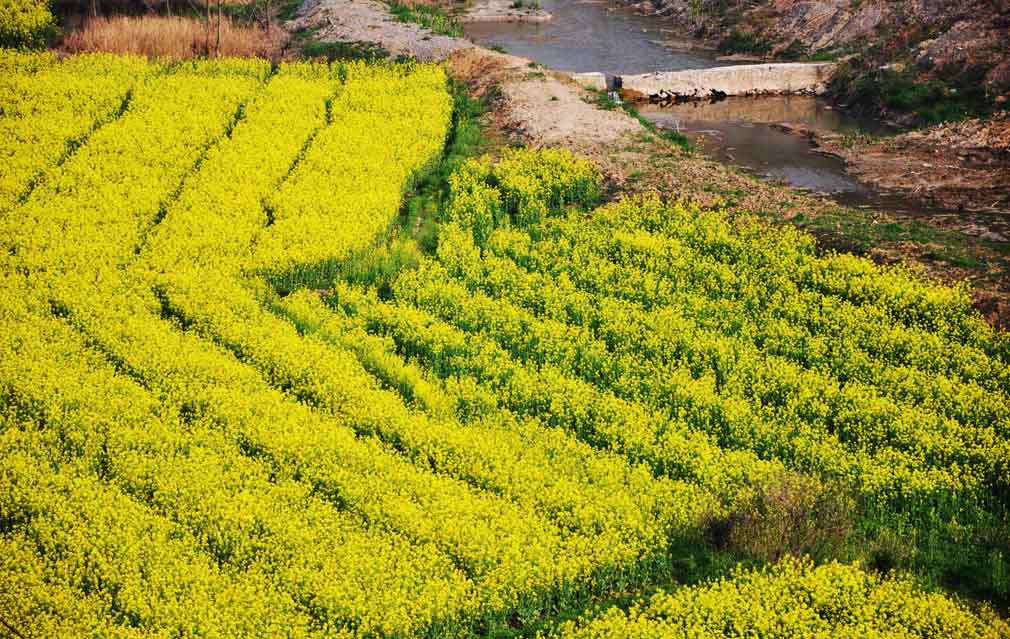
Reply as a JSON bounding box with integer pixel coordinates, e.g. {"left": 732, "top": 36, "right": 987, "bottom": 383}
{"left": 619, "top": 63, "right": 837, "bottom": 101}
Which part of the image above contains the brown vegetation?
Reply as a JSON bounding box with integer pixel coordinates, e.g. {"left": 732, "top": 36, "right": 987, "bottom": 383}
{"left": 705, "top": 473, "right": 854, "bottom": 564}
{"left": 62, "top": 15, "right": 286, "bottom": 58}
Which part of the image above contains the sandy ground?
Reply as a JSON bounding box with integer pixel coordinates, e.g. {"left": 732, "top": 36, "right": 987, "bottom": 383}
{"left": 448, "top": 49, "right": 641, "bottom": 163}
{"left": 294, "top": 0, "right": 473, "bottom": 61}
{"left": 460, "top": 0, "right": 553, "bottom": 23}
{"left": 291, "top": 0, "right": 1010, "bottom": 328}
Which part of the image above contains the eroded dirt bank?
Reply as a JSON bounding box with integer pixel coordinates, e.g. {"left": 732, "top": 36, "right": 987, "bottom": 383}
{"left": 612, "top": 0, "right": 1010, "bottom": 113}
{"left": 799, "top": 115, "right": 1010, "bottom": 220}
{"left": 293, "top": 0, "right": 1010, "bottom": 328}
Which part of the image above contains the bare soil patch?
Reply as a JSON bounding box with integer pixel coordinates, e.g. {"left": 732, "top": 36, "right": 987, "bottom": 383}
{"left": 804, "top": 115, "right": 1010, "bottom": 220}
{"left": 293, "top": 0, "right": 471, "bottom": 61}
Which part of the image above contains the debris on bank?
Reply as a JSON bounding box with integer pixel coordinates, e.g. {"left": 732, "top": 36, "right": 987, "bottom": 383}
{"left": 790, "top": 114, "right": 1010, "bottom": 220}
{"left": 460, "top": 0, "right": 552, "bottom": 23}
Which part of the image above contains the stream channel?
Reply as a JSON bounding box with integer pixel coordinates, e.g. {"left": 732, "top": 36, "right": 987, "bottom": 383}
{"left": 464, "top": 0, "right": 931, "bottom": 214}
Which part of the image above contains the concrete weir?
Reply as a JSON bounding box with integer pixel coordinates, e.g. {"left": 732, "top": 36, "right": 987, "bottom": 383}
{"left": 618, "top": 63, "right": 838, "bottom": 102}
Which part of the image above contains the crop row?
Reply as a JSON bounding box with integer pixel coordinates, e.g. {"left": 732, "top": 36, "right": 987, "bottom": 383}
{"left": 1, "top": 57, "right": 722, "bottom": 635}
{"left": 490, "top": 203, "right": 1010, "bottom": 408}
{"left": 606, "top": 194, "right": 1008, "bottom": 363}
{"left": 550, "top": 557, "right": 1008, "bottom": 639}
{"left": 387, "top": 149, "right": 1010, "bottom": 596}
{"left": 0, "top": 51, "right": 155, "bottom": 213}
{"left": 431, "top": 219, "right": 1010, "bottom": 498}
{"left": 2, "top": 59, "right": 504, "bottom": 636}
{"left": 131, "top": 60, "right": 721, "bottom": 626}
{"left": 420, "top": 160, "right": 1004, "bottom": 510}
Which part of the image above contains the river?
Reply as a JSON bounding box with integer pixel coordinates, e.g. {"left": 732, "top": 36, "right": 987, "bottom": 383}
{"left": 463, "top": 0, "right": 940, "bottom": 214}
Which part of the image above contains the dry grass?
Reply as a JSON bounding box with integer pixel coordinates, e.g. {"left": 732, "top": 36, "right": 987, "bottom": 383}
{"left": 62, "top": 15, "right": 286, "bottom": 59}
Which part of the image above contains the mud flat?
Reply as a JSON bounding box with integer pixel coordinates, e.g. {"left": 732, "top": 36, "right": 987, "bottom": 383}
{"left": 461, "top": 0, "right": 553, "bottom": 23}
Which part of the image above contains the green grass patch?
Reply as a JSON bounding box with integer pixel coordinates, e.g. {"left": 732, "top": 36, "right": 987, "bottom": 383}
{"left": 388, "top": 2, "right": 463, "bottom": 37}
{"left": 835, "top": 65, "right": 996, "bottom": 125}
{"left": 586, "top": 89, "right": 692, "bottom": 152}
{"left": 718, "top": 29, "right": 773, "bottom": 56}
{"left": 293, "top": 28, "right": 392, "bottom": 62}
{"left": 397, "top": 77, "right": 497, "bottom": 253}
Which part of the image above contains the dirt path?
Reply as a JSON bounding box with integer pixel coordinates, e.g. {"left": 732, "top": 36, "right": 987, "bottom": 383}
{"left": 292, "top": 1, "right": 1010, "bottom": 328}
{"left": 293, "top": 0, "right": 473, "bottom": 61}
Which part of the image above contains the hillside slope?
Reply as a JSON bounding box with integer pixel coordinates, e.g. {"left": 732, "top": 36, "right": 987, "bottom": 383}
{"left": 622, "top": 0, "right": 1010, "bottom": 123}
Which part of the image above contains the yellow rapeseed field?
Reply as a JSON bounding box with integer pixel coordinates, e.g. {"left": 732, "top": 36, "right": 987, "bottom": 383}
{"left": 1, "top": 50, "right": 1008, "bottom": 638}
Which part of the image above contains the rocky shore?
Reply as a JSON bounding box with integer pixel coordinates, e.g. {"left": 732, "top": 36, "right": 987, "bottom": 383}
{"left": 615, "top": 0, "right": 1010, "bottom": 122}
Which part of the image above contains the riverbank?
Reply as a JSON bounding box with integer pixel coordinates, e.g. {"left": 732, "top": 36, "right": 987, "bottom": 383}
{"left": 608, "top": 0, "right": 1010, "bottom": 123}
{"left": 293, "top": 0, "right": 1010, "bottom": 328}
{"left": 787, "top": 115, "right": 1010, "bottom": 221}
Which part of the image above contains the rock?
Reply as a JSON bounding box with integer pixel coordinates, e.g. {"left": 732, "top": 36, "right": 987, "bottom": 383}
{"left": 619, "top": 63, "right": 838, "bottom": 103}
{"left": 460, "top": 0, "right": 553, "bottom": 23}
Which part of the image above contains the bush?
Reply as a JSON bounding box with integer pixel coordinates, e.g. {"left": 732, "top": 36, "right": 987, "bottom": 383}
{"left": 706, "top": 472, "right": 854, "bottom": 564}
{"left": 0, "top": 0, "right": 57, "bottom": 49}
{"left": 388, "top": 2, "right": 463, "bottom": 38}
{"left": 840, "top": 66, "right": 995, "bottom": 124}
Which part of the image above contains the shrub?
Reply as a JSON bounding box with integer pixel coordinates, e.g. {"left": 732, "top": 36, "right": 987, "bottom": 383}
{"left": 0, "top": 0, "right": 57, "bottom": 49}
{"left": 62, "top": 15, "right": 284, "bottom": 59}
{"left": 706, "top": 472, "right": 854, "bottom": 564}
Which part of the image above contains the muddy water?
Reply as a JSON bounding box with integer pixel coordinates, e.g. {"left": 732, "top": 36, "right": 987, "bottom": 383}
{"left": 463, "top": 0, "right": 721, "bottom": 75}
{"left": 638, "top": 97, "right": 897, "bottom": 205}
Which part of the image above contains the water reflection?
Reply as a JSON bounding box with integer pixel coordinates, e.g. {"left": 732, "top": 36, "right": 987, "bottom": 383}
{"left": 463, "top": 0, "right": 721, "bottom": 75}
{"left": 640, "top": 97, "right": 902, "bottom": 204}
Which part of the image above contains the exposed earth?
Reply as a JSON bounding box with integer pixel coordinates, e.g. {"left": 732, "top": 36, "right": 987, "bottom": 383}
{"left": 797, "top": 114, "right": 1010, "bottom": 220}
{"left": 293, "top": 0, "right": 472, "bottom": 61}
{"left": 612, "top": 0, "right": 1010, "bottom": 109}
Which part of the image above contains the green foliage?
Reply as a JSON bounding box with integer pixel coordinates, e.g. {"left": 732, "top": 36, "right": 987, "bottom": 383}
{"left": 707, "top": 472, "right": 855, "bottom": 565}
{"left": 298, "top": 35, "right": 391, "bottom": 62}
{"left": 586, "top": 88, "right": 692, "bottom": 152}
{"left": 0, "top": 0, "right": 58, "bottom": 49}
{"left": 776, "top": 38, "right": 807, "bottom": 61}
{"left": 388, "top": 1, "right": 463, "bottom": 37}
{"left": 396, "top": 78, "right": 494, "bottom": 254}
{"left": 717, "top": 28, "right": 772, "bottom": 56}
{"left": 842, "top": 66, "right": 996, "bottom": 124}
